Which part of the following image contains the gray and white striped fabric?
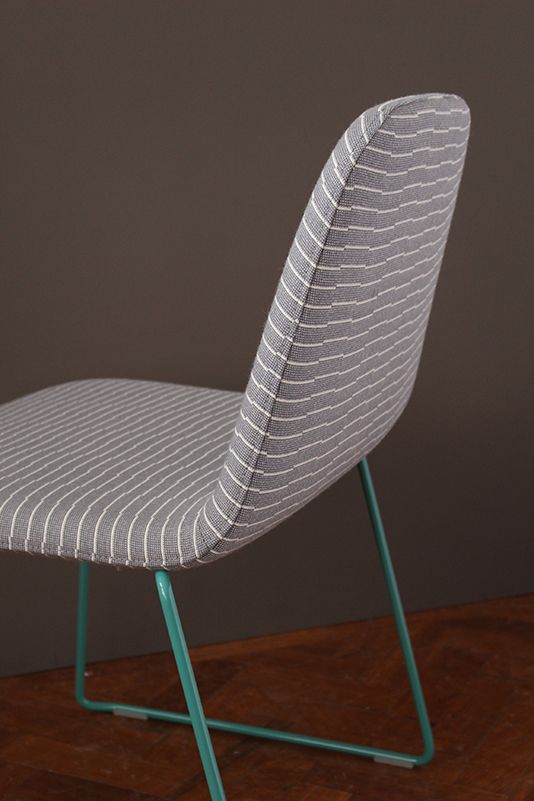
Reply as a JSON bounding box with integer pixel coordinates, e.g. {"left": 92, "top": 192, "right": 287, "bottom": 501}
{"left": 0, "top": 93, "right": 470, "bottom": 569}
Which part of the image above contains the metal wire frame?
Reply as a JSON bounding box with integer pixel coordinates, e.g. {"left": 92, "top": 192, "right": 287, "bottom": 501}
{"left": 75, "top": 457, "right": 434, "bottom": 801}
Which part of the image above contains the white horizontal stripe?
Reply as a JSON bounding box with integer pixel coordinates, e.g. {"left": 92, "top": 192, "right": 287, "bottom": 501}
{"left": 389, "top": 107, "right": 468, "bottom": 118}
{"left": 379, "top": 123, "right": 470, "bottom": 139}
{"left": 346, "top": 163, "right": 464, "bottom": 194}
{"left": 367, "top": 141, "right": 466, "bottom": 158}
{"left": 352, "top": 154, "right": 464, "bottom": 177}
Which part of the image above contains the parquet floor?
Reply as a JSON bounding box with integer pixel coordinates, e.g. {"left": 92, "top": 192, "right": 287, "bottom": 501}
{"left": 0, "top": 595, "right": 532, "bottom": 800}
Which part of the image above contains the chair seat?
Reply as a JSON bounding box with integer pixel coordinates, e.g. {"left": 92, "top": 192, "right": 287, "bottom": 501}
{"left": 0, "top": 379, "right": 243, "bottom": 568}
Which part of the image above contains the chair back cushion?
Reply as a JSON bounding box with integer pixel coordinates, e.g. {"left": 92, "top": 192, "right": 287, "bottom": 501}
{"left": 195, "top": 93, "right": 470, "bottom": 562}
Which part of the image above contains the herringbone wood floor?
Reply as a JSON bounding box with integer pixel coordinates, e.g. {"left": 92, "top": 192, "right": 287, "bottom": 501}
{"left": 0, "top": 595, "right": 532, "bottom": 800}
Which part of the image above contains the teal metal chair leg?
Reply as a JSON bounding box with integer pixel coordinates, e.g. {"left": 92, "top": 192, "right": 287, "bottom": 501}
{"left": 76, "top": 563, "right": 226, "bottom": 800}
{"left": 155, "top": 571, "right": 226, "bottom": 801}
{"left": 75, "top": 457, "right": 434, "bottom": 796}
{"left": 357, "top": 458, "right": 434, "bottom": 766}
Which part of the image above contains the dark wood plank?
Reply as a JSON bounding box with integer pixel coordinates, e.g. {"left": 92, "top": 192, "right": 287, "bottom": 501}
{"left": 0, "top": 761, "right": 35, "bottom": 798}
{"left": 454, "top": 685, "right": 534, "bottom": 794}
{"left": 0, "top": 734, "right": 183, "bottom": 796}
{"left": 0, "top": 594, "right": 531, "bottom": 800}
{"left": 1, "top": 769, "right": 163, "bottom": 800}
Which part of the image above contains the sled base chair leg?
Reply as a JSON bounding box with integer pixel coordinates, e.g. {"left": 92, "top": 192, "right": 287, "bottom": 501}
{"left": 75, "top": 457, "right": 434, "bottom": 800}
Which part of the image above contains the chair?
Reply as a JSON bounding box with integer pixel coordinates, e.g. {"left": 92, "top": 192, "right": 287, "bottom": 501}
{"left": 0, "top": 92, "right": 470, "bottom": 800}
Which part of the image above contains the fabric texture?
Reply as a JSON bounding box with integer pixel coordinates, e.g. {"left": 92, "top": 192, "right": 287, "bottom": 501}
{"left": 0, "top": 93, "right": 470, "bottom": 569}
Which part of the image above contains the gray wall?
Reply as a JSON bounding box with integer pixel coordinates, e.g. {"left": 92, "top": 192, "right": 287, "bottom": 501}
{"left": 1, "top": 0, "right": 532, "bottom": 677}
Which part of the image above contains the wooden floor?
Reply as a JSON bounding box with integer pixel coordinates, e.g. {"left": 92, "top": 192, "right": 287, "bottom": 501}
{"left": 0, "top": 595, "right": 532, "bottom": 800}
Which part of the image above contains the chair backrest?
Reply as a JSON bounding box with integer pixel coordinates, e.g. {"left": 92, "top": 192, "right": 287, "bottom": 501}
{"left": 198, "top": 92, "right": 470, "bottom": 561}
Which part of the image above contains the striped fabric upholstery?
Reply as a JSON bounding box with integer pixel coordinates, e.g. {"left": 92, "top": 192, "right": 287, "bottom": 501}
{"left": 0, "top": 93, "right": 470, "bottom": 569}
{"left": 0, "top": 381, "right": 242, "bottom": 567}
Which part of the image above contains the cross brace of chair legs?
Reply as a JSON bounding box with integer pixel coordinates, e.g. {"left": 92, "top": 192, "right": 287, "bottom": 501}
{"left": 75, "top": 458, "right": 434, "bottom": 801}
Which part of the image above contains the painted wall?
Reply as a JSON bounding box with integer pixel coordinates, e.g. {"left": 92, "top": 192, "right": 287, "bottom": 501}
{"left": 1, "top": 0, "right": 532, "bottom": 676}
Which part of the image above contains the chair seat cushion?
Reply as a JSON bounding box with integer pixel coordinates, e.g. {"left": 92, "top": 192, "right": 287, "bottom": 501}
{"left": 0, "top": 379, "right": 242, "bottom": 568}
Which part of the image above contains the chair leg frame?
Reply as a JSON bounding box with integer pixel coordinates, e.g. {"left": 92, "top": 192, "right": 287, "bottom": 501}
{"left": 75, "top": 458, "right": 434, "bottom": 800}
